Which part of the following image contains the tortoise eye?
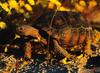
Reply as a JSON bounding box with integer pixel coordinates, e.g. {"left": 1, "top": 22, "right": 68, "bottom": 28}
{"left": 19, "top": 27, "right": 23, "bottom": 30}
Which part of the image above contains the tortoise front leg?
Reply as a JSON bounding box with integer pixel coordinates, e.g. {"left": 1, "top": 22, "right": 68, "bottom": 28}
{"left": 24, "top": 42, "right": 32, "bottom": 59}
{"left": 53, "top": 39, "right": 71, "bottom": 58}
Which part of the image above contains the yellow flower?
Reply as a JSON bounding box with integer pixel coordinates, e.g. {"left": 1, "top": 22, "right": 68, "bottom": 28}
{"left": 19, "top": 0, "right": 25, "bottom": 7}
{"left": 27, "top": 0, "right": 35, "bottom": 5}
{"left": 24, "top": 4, "right": 32, "bottom": 11}
{"left": 0, "top": 2, "right": 10, "bottom": 12}
{"left": 75, "top": 3, "right": 85, "bottom": 12}
{"left": 50, "top": 0, "right": 61, "bottom": 7}
{"left": 48, "top": 0, "right": 66, "bottom": 10}
{"left": 0, "top": 21, "right": 7, "bottom": 29}
{"left": 79, "top": 0, "right": 86, "bottom": 7}
{"left": 19, "top": 8, "right": 25, "bottom": 13}
{"left": 58, "top": 6, "right": 71, "bottom": 12}
{"left": 89, "top": 0, "right": 97, "bottom": 9}
{"left": 8, "top": 0, "right": 19, "bottom": 10}
{"left": 48, "top": 2, "right": 55, "bottom": 9}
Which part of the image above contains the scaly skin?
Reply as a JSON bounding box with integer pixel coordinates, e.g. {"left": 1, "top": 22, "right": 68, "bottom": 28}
{"left": 17, "top": 25, "right": 72, "bottom": 58}
{"left": 17, "top": 25, "right": 41, "bottom": 40}
{"left": 17, "top": 25, "right": 47, "bottom": 59}
{"left": 17, "top": 25, "right": 100, "bottom": 59}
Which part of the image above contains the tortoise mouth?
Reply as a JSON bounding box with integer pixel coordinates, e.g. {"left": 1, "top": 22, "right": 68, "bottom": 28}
{"left": 16, "top": 29, "right": 40, "bottom": 42}
{"left": 16, "top": 28, "right": 24, "bottom": 36}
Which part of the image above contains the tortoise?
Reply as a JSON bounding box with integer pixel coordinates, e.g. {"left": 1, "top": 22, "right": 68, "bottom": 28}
{"left": 16, "top": 25, "right": 100, "bottom": 59}
{"left": 16, "top": 11, "right": 100, "bottom": 60}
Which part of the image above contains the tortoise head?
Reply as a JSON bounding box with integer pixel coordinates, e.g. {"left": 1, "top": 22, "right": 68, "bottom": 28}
{"left": 17, "top": 25, "right": 41, "bottom": 40}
